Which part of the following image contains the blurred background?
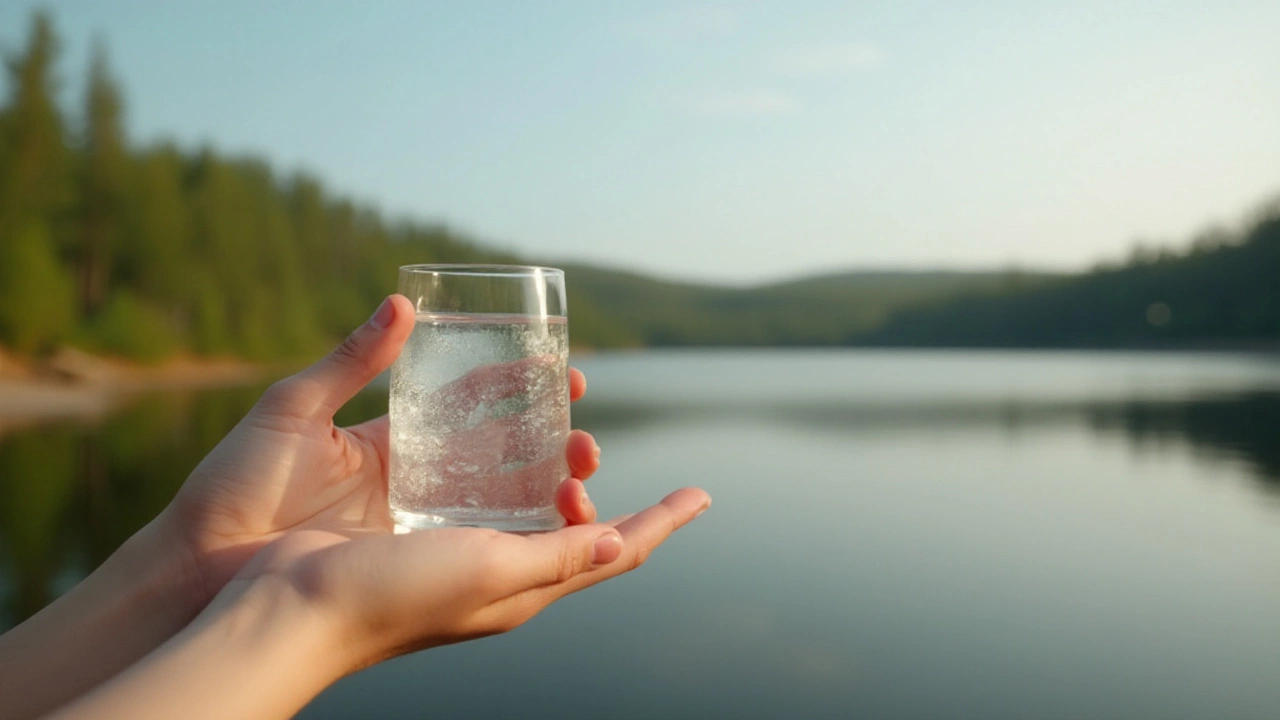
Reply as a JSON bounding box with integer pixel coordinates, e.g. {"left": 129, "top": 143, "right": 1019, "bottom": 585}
{"left": 0, "top": 2, "right": 1278, "bottom": 719}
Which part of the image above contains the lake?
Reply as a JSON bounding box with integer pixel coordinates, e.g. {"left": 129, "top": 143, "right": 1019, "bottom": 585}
{"left": 3, "top": 350, "right": 1280, "bottom": 719}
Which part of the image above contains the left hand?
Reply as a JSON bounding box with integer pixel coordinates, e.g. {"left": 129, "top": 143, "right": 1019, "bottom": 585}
{"left": 209, "top": 483, "right": 709, "bottom": 675}
{"left": 156, "top": 294, "right": 602, "bottom": 609}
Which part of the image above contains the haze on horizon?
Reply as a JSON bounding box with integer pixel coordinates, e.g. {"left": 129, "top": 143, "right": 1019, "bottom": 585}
{"left": 2, "top": 0, "right": 1277, "bottom": 284}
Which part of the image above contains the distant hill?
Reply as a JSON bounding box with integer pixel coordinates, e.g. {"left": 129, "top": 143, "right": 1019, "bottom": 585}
{"left": 557, "top": 207, "right": 1279, "bottom": 350}
{"left": 559, "top": 266, "right": 1059, "bottom": 347}
{"left": 859, "top": 214, "right": 1280, "bottom": 349}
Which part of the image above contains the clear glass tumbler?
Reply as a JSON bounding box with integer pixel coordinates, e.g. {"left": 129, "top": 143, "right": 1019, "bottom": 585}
{"left": 389, "top": 265, "right": 570, "bottom": 532}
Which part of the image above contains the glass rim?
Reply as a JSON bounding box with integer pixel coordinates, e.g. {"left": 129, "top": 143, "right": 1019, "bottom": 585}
{"left": 399, "top": 263, "right": 563, "bottom": 278}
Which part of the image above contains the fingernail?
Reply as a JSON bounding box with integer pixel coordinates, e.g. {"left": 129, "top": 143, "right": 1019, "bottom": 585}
{"left": 369, "top": 297, "right": 395, "bottom": 330}
{"left": 591, "top": 531, "right": 622, "bottom": 566}
{"left": 695, "top": 498, "right": 712, "bottom": 519}
{"left": 592, "top": 443, "right": 601, "bottom": 462}
{"left": 580, "top": 491, "right": 596, "bottom": 516}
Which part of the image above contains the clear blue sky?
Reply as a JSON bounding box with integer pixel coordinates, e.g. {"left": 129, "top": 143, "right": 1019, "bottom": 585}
{"left": 3, "top": 1, "right": 1278, "bottom": 283}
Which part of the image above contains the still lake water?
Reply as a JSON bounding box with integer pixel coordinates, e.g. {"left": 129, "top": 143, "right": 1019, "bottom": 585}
{"left": 3, "top": 350, "right": 1280, "bottom": 719}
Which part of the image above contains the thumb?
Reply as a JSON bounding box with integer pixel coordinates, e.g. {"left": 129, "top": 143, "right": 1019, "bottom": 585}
{"left": 262, "top": 295, "right": 415, "bottom": 420}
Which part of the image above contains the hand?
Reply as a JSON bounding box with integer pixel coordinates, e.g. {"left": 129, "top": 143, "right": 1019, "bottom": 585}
{"left": 6, "top": 293, "right": 690, "bottom": 720}
{"left": 407, "top": 355, "right": 590, "bottom": 512}
{"left": 157, "top": 295, "right": 603, "bottom": 608}
{"left": 214, "top": 484, "right": 710, "bottom": 674}
{"left": 45, "top": 492, "right": 711, "bottom": 720}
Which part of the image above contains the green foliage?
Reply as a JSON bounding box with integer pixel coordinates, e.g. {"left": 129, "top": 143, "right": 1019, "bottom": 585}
{"left": 560, "top": 265, "right": 1042, "bottom": 347}
{"left": 862, "top": 215, "right": 1280, "bottom": 348}
{"left": 0, "top": 10, "right": 1274, "bottom": 361}
{"left": 85, "top": 291, "right": 178, "bottom": 362}
{"left": 74, "top": 39, "right": 130, "bottom": 315}
{"left": 0, "top": 221, "right": 76, "bottom": 353}
{"left": 0, "top": 12, "right": 78, "bottom": 355}
{"left": 0, "top": 13, "right": 525, "bottom": 362}
{"left": 0, "top": 11, "right": 73, "bottom": 227}
{"left": 118, "top": 145, "right": 190, "bottom": 304}
{"left": 191, "top": 275, "right": 231, "bottom": 356}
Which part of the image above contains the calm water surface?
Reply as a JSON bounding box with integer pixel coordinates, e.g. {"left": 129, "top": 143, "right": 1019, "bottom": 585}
{"left": 2, "top": 350, "right": 1280, "bottom": 719}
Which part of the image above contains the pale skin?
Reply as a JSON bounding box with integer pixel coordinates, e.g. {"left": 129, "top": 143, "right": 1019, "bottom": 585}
{"left": 0, "top": 294, "right": 711, "bottom": 720}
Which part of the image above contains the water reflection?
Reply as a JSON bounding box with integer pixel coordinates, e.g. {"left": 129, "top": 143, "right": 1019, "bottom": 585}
{"left": 3, "top": 352, "right": 1280, "bottom": 718}
{"left": 0, "top": 385, "right": 388, "bottom": 625}
{"left": 2, "top": 379, "right": 1277, "bottom": 627}
{"left": 1086, "top": 392, "right": 1280, "bottom": 491}
{"left": 574, "top": 391, "right": 1280, "bottom": 489}
{"left": 0, "top": 425, "right": 80, "bottom": 622}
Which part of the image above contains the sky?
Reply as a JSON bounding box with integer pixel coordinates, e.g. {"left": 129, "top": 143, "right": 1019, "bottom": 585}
{"left": 2, "top": 1, "right": 1278, "bottom": 284}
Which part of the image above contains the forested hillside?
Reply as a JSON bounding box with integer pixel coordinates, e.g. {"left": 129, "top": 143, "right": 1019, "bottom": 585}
{"left": 561, "top": 266, "right": 1047, "bottom": 346}
{"left": 0, "top": 12, "right": 1275, "bottom": 362}
{"left": 0, "top": 14, "right": 519, "bottom": 361}
{"left": 861, "top": 214, "right": 1280, "bottom": 348}
{"left": 0, "top": 13, "right": 1048, "bottom": 359}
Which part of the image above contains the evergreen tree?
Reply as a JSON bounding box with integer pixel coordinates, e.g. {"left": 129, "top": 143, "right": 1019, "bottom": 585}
{"left": 76, "top": 38, "right": 129, "bottom": 315}
{"left": 122, "top": 145, "right": 191, "bottom": 311}
{"left": 0, "top": 11, "right": 76, "bottom": 352}
{"left": 0, "top": 222, "right": 76, "bottom": 353}
{"left": 1, "top": 9, "right": 1274, "bottom": 361}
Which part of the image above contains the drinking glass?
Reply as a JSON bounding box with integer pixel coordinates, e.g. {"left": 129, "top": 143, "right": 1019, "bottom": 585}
{"left": 389, "top": 265, "right": 570, "bottom": 532}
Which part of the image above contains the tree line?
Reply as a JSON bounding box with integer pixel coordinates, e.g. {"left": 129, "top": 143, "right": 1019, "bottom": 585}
{"left": 1, "top": 11, "right": 1276, "bottom": 362}
{"left": 859, "top": 212, "right": 1280, "bottom": 349}
{"left": 0, "top": 12, "right": 512, "bottom": 362}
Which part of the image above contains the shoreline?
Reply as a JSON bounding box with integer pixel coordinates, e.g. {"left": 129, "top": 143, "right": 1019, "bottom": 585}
{"left": 0, "top": 348, "right": 267, "bottom": 433}
{"left": 4, "top": 342, "right": 1276, "bottom": 433}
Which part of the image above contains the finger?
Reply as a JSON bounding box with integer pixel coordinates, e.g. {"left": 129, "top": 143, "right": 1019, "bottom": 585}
{"left": 548, "top": 487, "right": 710, "bottom": 596}
{"left": 569, "top": 367, "right": 586, "bottom": 402}
{"left": 437, "top": 415, "right": 533, "bottom": 472}
{"left": 350, "top": 411, "right": 581, "bottom": 491}
{"left": 555, "top": 478, "right": 596, "bottom": 525}
{"left": 440, "top": 413, "right": 569, "bottom": 470}
{"left": 611, "top": 486, "right": 709, "bottom": 552}
{"left": 566, "top": 430, "right": 600, "bottom": 481}
{"left": 267, "top": 295, "right": 415, "bottom": 419}
{"left": 419, "top": 455, "right": 566, "bottom": 509}
{"left": 432, "top": 356, "right": 559, "bottom": 421}
{"left": 438, "top": 418, "right": 595, "bottom": 475}
{"left": 499, "top": 523, "right": 623, "bottom": 591}
{"left": 500, "top": 490, "right": 708, "bottom": 616}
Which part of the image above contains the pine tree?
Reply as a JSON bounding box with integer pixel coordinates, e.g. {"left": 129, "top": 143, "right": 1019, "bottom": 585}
{"left": 76, "top": 38, "right": 130, "bottom": 315}
{"left": 0, "top": 11, "right": 77, "bottom": 352}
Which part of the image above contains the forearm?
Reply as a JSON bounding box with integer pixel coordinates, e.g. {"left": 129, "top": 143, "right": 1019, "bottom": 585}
{"left": 48, "top": 577, "right": 345, "bottom": 720}
{"left": 0, "top": 517, "right": 204, "bottom": 720}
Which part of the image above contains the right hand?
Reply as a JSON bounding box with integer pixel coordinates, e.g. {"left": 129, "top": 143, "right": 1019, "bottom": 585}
{"left": 157, "top": 295, "right": 606, "bottom": 610}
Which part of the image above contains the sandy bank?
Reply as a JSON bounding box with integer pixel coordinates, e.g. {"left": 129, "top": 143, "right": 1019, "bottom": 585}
{"left": 0, "top": 347, "right": 266, "bottom": 432}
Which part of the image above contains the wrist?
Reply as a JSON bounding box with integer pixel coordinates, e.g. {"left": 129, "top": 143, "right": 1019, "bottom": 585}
{"left": 47, "top": 572, "right": 352, "bottom": 720}
{"left": 149, "top": 504, "right": 271, "bottom": 616}
{"left": 128, "top": 513, "right": 214, "bottom": 623}
{"left": 228, "top": 571, "right": 352, "bottom": 664}
{"left": 199, "top": 574, "right": 354, "bottom": 693}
